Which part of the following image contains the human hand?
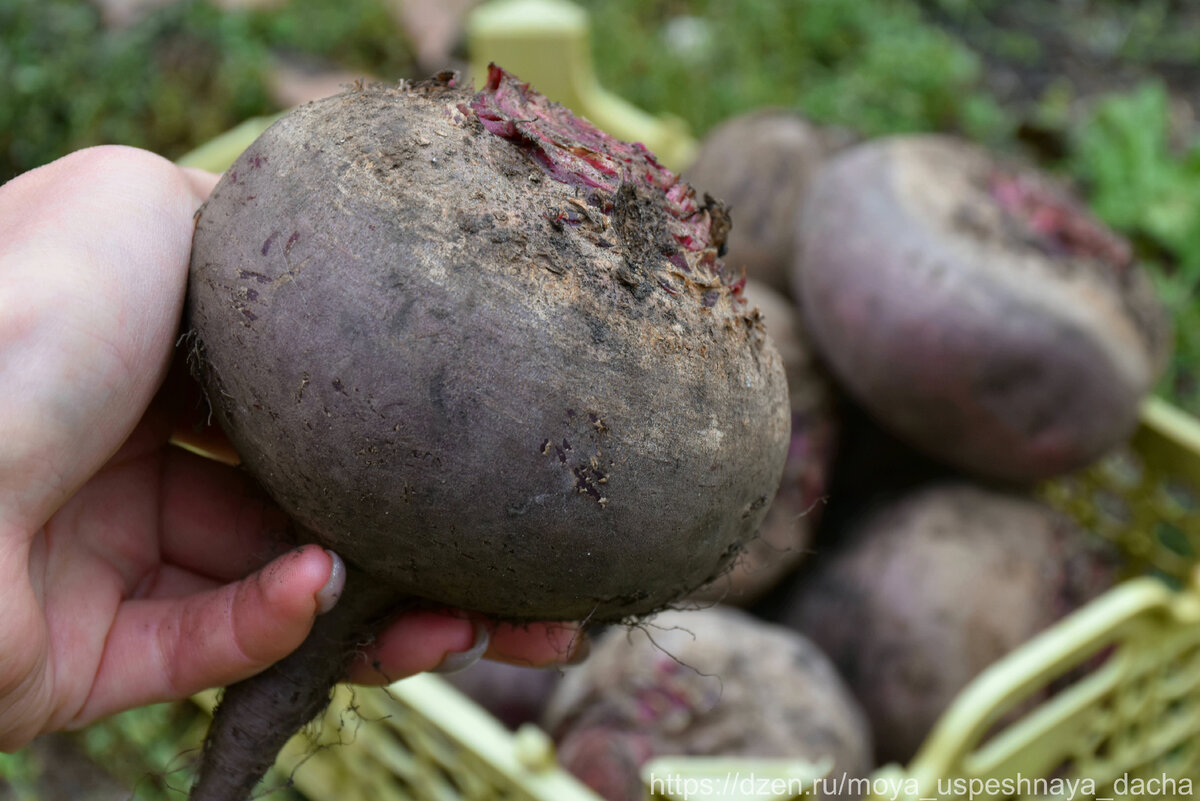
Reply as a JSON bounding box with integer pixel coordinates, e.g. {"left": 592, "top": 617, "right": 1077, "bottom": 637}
{"left": 0, "top": 145, "right": 583, "bottom": 751}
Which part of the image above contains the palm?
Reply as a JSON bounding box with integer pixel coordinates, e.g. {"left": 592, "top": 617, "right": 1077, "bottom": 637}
{"left": 33, "top": 394, "right": 288, "bottom": 714}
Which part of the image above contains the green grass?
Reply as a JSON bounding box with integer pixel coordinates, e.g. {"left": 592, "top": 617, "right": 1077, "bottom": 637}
{"left": 1065, "top": 83, "right": 1200, "bottom": 407}
{"left": 577, "top": 0, "right": 1007, "bottom": 143}
{"left": 1, "top": 702, "right": 205, "bottom": 801}
{"left": 0, "top": 0, "right": 413, "bottom": 182}
{"left": 0, "top": 701, "right": 305, "bottom": 800}
{"left": 0, "top": 0, "right": 272, "bottom": 178}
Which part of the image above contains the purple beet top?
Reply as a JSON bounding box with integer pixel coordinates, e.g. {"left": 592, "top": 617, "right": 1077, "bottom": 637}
{"left": 467, "top": 64, "right": 740, "bottom": 297}
{"left": 989, "top": 170, "right": 1132, "bottom": 269}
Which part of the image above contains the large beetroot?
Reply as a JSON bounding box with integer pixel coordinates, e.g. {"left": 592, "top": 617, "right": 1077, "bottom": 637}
{"left": 185, "top": 68, "right": 789, "bottom": 800}
{"left": 793, "top": 134, "right": 1170, "bottom": 482}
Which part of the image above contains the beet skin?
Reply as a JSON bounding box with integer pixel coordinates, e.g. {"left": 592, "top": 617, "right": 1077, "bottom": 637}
{"left": 184, "top": 68, "right": 789, "bottom": 801}
{"left": 188, "top": 69, "right": 789, "bottom": 622}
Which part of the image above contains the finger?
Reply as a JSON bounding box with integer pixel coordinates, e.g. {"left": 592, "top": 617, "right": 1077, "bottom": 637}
{"left": 345, "top": 609, "right": 479, "bottom": 685}
{"left": 0, "top": 536, "right": 53, "bottom": 751}
{"left": 0, "top": 146, "right": 210, "bottom": 536}
{"left": 158, "top": 446, "right": 291, "bottom": 582}
{"left": 347, "top": 613, "right": 588, "bottom": 685}
{"left": 485, "top": 621, "right": 588, "bottom": 667}
{"left": 64, "top": 545, "right": 336, "bottom": 727}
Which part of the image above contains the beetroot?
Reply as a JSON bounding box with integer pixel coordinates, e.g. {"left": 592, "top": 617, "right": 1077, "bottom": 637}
{"left": 185, "top": 68, "right": 789, "bottom": 800}
{"left": 793, "top": 134, "right": 1170, "bottom": 482}
{"left": 779, "top": 482, "right": 1121, "bottom": 764}
{"left": 543, "top": 606, "right": 873, "bottom": 801}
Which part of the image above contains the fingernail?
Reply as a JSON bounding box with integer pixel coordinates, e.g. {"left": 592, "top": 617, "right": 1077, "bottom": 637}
{"left": 432, "top": 620, "right": 490, "bottom": 674}
{"left": 316, "top": 550, "right": 346, "bottom": 614}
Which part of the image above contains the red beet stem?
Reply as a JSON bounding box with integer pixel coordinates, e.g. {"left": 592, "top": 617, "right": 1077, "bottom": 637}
{"left": 469, "top": 64, "right": 726, "bottom": 270}
{"left": 188, "top": 566, "right": 402, "bottom": 801}
{"left": 988, "top": 169, "right": 1132, "bottom": 268}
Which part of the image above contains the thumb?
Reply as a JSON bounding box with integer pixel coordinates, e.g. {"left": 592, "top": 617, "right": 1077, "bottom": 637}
{"left": 65, "top": 545, "right": 341, "bottom": 728}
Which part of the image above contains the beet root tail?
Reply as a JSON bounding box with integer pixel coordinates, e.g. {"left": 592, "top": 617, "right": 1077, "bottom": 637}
{"left": 188, "top": 566, "right": 401, "bottom": 801}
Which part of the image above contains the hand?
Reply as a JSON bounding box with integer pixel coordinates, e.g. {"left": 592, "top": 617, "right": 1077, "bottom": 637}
{"left": 0, "top": 146, "right": 583, "bottom": 751}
